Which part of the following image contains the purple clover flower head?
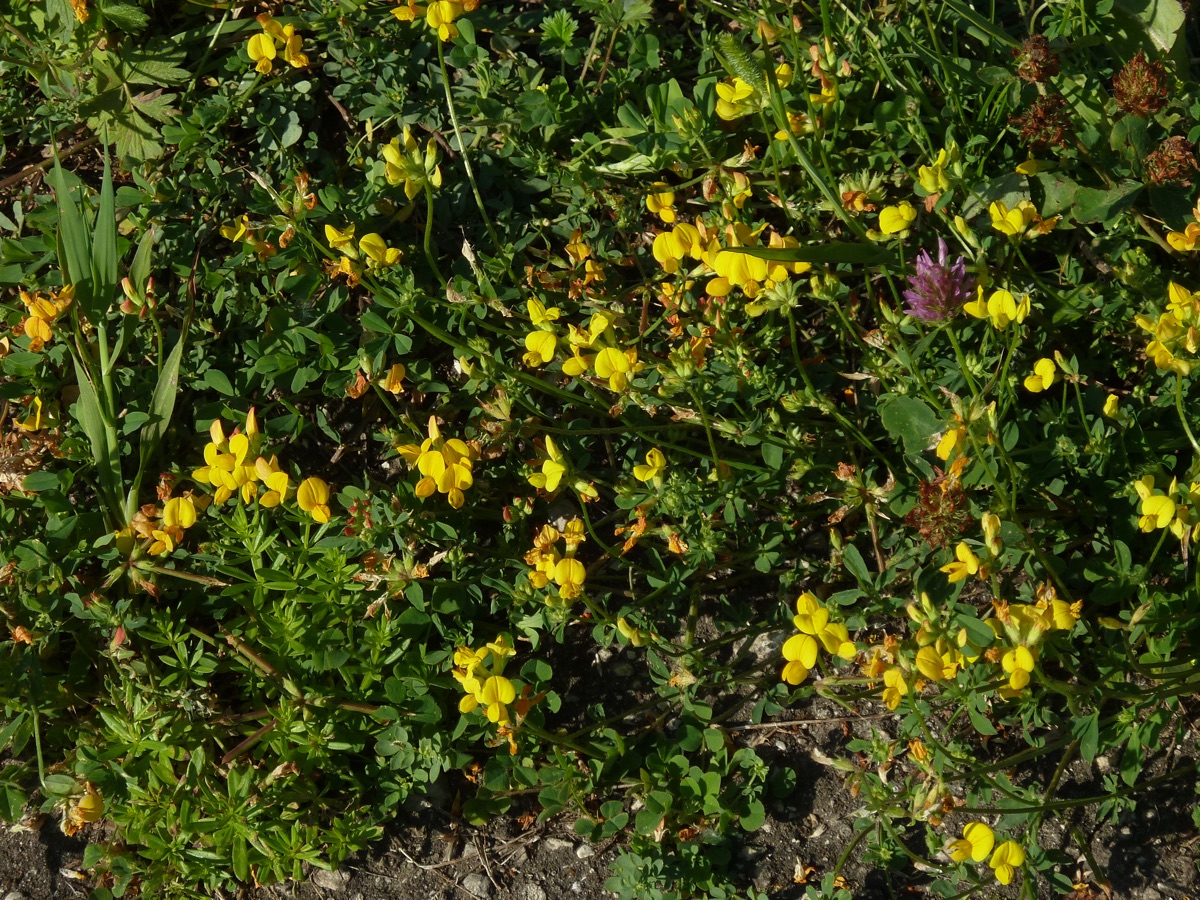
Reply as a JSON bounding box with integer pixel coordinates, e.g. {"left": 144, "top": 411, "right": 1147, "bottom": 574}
{"left": 902, "top": 238, "right": 974, "bottom": 322}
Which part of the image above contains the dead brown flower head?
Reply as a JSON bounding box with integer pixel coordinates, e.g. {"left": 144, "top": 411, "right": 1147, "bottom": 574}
{"left": 1113, "top": 49, "right": 1170, "bottom": 117}
{"left": 1145, "top": 136, "right": 1198, "bottom": 186}
{"left": 1012, "top": 35, "right": 1059, "bottom": 83}
{"left": 1011, "top": 94, "right": 1074, "bottom": 150}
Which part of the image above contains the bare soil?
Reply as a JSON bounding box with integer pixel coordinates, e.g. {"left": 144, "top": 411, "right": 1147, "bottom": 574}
{"left": 3, "top": 703, "right": 1197, "bottom": 899}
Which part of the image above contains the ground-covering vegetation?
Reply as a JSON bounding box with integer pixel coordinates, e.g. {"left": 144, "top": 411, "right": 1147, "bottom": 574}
{"left": 2, "top": 0, "right": 1200, "bottom": 896}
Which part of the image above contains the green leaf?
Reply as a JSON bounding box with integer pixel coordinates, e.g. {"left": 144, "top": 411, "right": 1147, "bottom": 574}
{"left": 102, "top": 2, "right": 151, "bottom": 32}
{"left": 878, "top": 395, "right": 940, "bottom": 457}
{"left": 49, "top": 160, "right": 93, "bottom": 313}
{"left": 1112, "top": 0, "right": 1186, "bottom": 54}
{"left": 71, "top": 352, "right": 123, "bottom": 523}
{"left": 21, "top": 471, "right": 60, "bottom": 493}
{"left": 92, "top": 150, "right": 118, "bottom": 315}
{"left": 842, "top": 543, "right": 872, "bottom": 586}
{"left": 740, "top": 799, "right": 766, "bottom": 831}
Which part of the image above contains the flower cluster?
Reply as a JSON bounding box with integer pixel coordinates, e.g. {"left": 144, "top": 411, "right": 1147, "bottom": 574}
{"left": 392, "top": 0, "right": 478, "bottom": 42}
{"left": 221, "top": 215, "right": 276, "bottom": 260}
{"left": 916, "top": 143, "right": 963, "bottom": 197}
{"left": 945, "top": 822, "right": 1028, "bottom": 886}
{"left": 652, "top": 220, "right": 811, "bottom": 303}
{"left": 902, "top": 238, "right": 974, "bottom": 321}
{"left": 525, "top": 519, "right": 587, "bottom": 606}
{"left": 525, "top": 308, "right": 642, "bottom": 393}
{"left": 1135, "top": 281, "right": 1200, "bottom": 375}
{"left": 453, "top": 634, "right": 517, "bottom": 723}
{"left": 963, "top": 286, "right": 1030, "bottom": 329}
{"left": 526, "top": 435, "right": 598, "bottom": 502}
{"left": 246, "top": 14, "right": 308, "bottom": 75}
{"left": 987, "top": 199, "right": 1057, "bottom": 240}
{"left": 192, "top": 411, "right": 333, "bottom": 523}
{"left": 714, "top": 64, "right": 793, "bottom": 121}
{"left": 987, "top": 588, "right": 1081, "bottom": 694}
{"left": 1131, "top": 473, "right": 1200, "bottom": 540}
{"left": 382, "top": 126, "right": 443, "bottom": 200}
{"left": 20, "top": 286, "right": 73, "bottom": 352}
{"left": 324, "top": 224, "right": 402, "bottom": 283}
{"left": 396, "top": 416, "right": 475, "bottom": 509}
{"left": 780, "top": 592, "right": 856, "bottom": 686}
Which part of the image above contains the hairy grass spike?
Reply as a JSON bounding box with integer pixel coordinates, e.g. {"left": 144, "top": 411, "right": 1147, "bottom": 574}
{"left": 716, "top": 34, "right": 767, "bottom": 94}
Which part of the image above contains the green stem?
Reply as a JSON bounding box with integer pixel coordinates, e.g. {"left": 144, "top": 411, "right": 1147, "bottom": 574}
{"left": 423, "top": 188, "right": 445, "bottom": 286}
{"left": 1175, "top": 374, "right": 1200, "bottom": 455}
{"left": 437, "top": 40, "right": 501, "bottom": 253}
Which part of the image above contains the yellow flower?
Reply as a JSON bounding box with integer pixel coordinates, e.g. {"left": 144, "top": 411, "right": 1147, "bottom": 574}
{"left": 64, "top": 782, "right": 105, "bottom": 836}
{"left": 617, "top": 617, "right": 647, "bottom": 647}
{"left": 782, "top": 592, "right": 855, "bottom": 686}
{"left": 528, "top": 434, "right": 568, "bottom": 494}
{"left": 553, "top": 557, "right": 587, "bottom": 599}
{"left": 359, "top": 233, "right": 402, "bottom": 269}
{"left": 988, "top": 199, "right": 1055, "bottom": 239}
{"left": 594, "top": 347, "right": 636, "bottom": 392}
{"left": 917, "top": 146, "right": 958, "bottom": 194}
{"left": 963, "top": 287, "right": 1030, "bottom": 329}
{"left": 162, "top": 496, "right": 197, "bottom": 530}
{"left": 383, "top": 363, "right": 406, "bottom": 395}
{"left": 946, "top": 822, "right": 995, "bottom": 864}
{"left": 1023, "top": 357, "right": 1057, "bottom": 392}
{"left": 255, "top": 456, "right": 290, "bottom": 507}
{"left": 1167, "top": 222, "right": 1200, "bottom": 251}
{"left": 397, "top": 416, "right": 475, "bottom": 508}
{"left": 989, "top": 841, "right": 1026, "bottom": 885}
{"left": 479, "top": 674, "right": 516, "bottom": 722}
{"left": 325, "top": 224, "right": 357, "bottom": 256}
{"left": 915, "top": 645, "right": 957, "bottom": 681}
{"left": 652, "top": 223, "right": 702, "bottom": 274}
{"left": 382, "top": 127, "right": 443, "bottom": 200}
{"left": 881, "top": 666, "right": 908, "bottom": 709}
{"left": 1102, "top": 394, "right": 1120, "bottom": 419}
{"left": 425, "top": 0, "right": 469, "bottom": 41}
{"left": 297, "top": 476, "right": 332, "bottom": 523}
{"left": 936, "top": 422, "right": 966, "bottom": 461}
{"left": 527, "top": 297, "right": 560, "bottom": 326}
{"left": 940, "top": 542, "right": 982, "bottom": 583}
{"left": 523, "top": 330, "right": 558, "bottom": 367}
{"left": 646, "top": 182, "right": 676, "bottom": 223}
{"left": 715, "top": 77, "right": 758, "bottom": 121}
{"left": 247, "top": 32, "right": 277, "bottom": 74}
{"left": 878, "top": 201, "right": 917, "bottom": 235}
{"left": 392, "top": 0, "right": 423, "bottom": 21}
{"left": 633, "top": 448, "right": 666, "bottom": 483}
{"left": 1001, "top": 644, "right": 1035, "bottom": 690}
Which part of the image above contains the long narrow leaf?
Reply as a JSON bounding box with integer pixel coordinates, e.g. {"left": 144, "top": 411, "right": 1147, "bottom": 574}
{"left": 129, "top": 331, "right": 186, "bottom": 522}
{"left": 71, "top": 350, "right": 124, "bottom": 526}
{"left": 49, "top": 160, "right": 93, "bottom": 313}
{"left": 92, "top": 149, "right": 119, "bottom": 314}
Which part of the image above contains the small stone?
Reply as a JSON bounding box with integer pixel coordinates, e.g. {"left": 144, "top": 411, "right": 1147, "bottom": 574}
{"left": 311, "top": 869, "right": 350, "bottom": 891}
{"left": 516, "top": 884, "right": 547, "bottom": 900}
{"left": 575, "top": 843, "right": 595, "bottom": 859}
{"left": 1140, "top": 890, "right": 1161, "bottom": 900}
{"left": 4, "top": 892, "right": 29, "bottom": 900}
{"left": 541, "top": 837, "right": 573, "bottom": 852}
{"left": 462, "top": 873, "right": 492, "bottom": 897}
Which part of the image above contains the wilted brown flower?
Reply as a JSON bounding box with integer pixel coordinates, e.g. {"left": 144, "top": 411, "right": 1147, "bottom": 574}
{"left": 1011, "top": 94, "right": 1074, "bottom": 150}
{"left": 1145, "top": 136, "right": 1198, "bottom": 186}
{"left": 905, "top": 476, "right": 972, "bottom": 549}
{"left": 1012, "top": 35, "right": 1059, "bottom": 83}
{"left": 1113, "top": 50, "right": 1170, "bottom": 117}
